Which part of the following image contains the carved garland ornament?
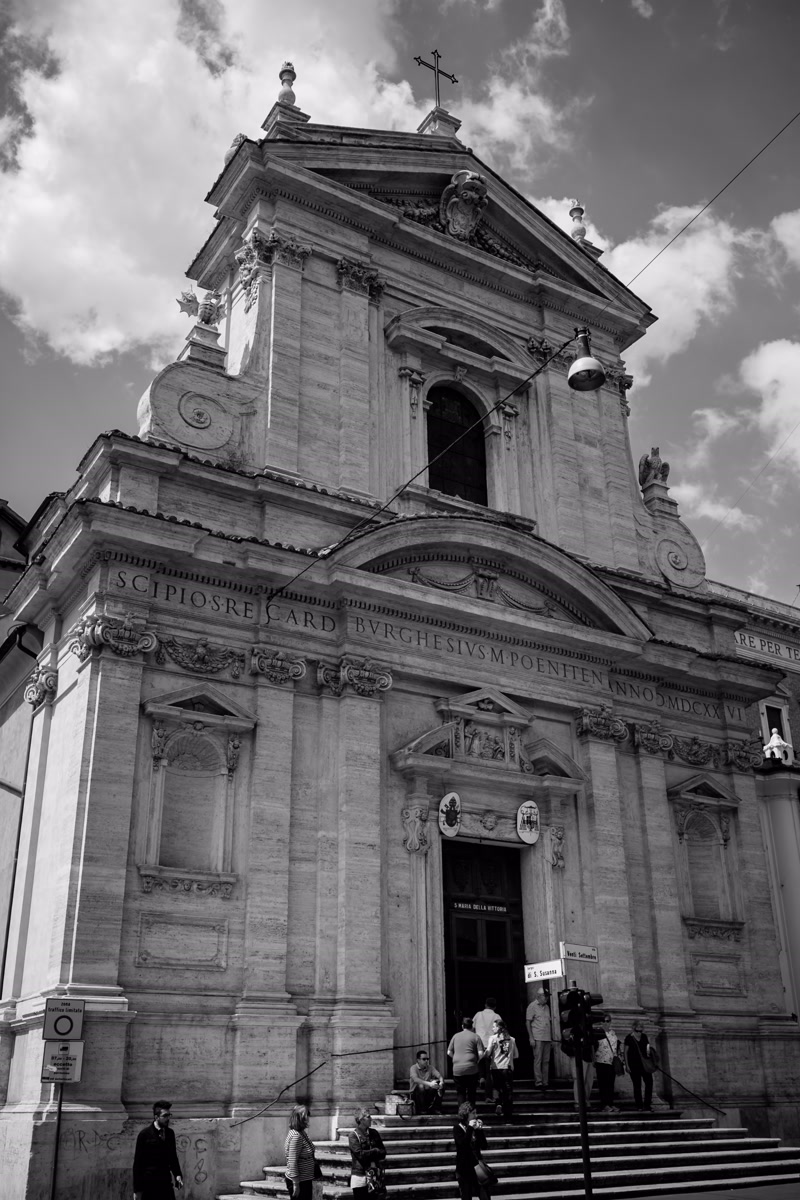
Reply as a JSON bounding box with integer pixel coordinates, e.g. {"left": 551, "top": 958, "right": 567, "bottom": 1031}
{"left": 684, "top": 918, "right": 744, "bottom": 942}
{"left": 139, "top": 871, "right": 234, "bottom": 899}
{"left": 156, "top": 636, "right": 245, "bottom": 679}
{"left": 70, "top": 613, "right": 158, "bottom": 662}
{"left": 24, "top": 666, "right": 58, "bottom": 709}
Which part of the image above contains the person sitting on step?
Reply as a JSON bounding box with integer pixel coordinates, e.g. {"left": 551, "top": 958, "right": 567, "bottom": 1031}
{"left": 410, "top": 1048, "right": 445, "bottom": 1114}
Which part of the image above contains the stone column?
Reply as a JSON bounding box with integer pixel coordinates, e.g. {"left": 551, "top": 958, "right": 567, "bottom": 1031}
{"left": 230, "top": 647, "right": 307, "bottom": 1112}
{"left": 756, "top": 764, "right": 800, "bottom": 1016}
{"left": 337, "top": 260, "right": 382, "bottom": 497}
{"left": 633, "top": 740, "right": 692, "bottom": 1010}
{"left": 576, "top": 707, "right": 638, "bottom": 1008}
{"left": 325, "top": 659, "right": 396, "bottom": 1104}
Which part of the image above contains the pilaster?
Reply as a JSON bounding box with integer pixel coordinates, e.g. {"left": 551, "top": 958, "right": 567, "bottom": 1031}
{"left": 756, "top": 764, "right": 800, "bottom": 1016}
{"left": 337, "top": 258, "right": 382, "bottom": 496}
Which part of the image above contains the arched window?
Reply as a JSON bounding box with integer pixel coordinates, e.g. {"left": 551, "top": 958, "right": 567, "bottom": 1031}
{"left": 426, "top": 386, "right": 488, "bottom": 506}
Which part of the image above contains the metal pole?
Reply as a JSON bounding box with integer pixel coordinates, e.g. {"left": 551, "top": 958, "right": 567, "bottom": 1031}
{"left": 574, "top": 1041, "right": 593, "bottom": 1199}
{"left": 49, "top": 1081, "right": 64, "bottom": 1200}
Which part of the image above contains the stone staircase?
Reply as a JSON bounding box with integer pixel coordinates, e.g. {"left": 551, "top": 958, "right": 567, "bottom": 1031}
{"left": 219, "top": 1079, "right": 800, "bottom": 1199}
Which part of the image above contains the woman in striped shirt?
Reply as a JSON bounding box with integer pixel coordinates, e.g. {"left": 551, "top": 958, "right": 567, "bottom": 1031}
{"left": 285, "top": 1104, "right": 318, "bottom": 1199}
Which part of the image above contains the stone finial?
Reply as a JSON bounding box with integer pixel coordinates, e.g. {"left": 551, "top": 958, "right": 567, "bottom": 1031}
{"left": 569, "top": 200, "right": 586, "bottom": 243}
{"left": 224, "top": 132, "right": 247, "bottom": 164}
{"left": 278, "top": 61, "right": 297, "bottom": 106}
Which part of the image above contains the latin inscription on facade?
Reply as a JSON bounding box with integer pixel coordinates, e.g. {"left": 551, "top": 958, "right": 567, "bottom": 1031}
{"left": 735, "top": 628, "right": 800, "bottom": 671}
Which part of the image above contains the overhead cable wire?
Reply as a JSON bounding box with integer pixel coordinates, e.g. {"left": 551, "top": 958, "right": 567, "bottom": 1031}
{"left": 265, "top": 104, "right": 800, "bottom": 610}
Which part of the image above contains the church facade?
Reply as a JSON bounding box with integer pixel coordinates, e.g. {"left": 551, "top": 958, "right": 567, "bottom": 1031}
{"left": 1, "top": 67, "right": 799, "bottom": 1198}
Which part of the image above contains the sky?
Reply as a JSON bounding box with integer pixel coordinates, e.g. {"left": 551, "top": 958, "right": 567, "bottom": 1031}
{"left": 1, "top": 0, "right": 799, "bottom": 603}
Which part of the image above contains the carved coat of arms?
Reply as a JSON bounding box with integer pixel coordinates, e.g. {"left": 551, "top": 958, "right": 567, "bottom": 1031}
{"left": 439, "top": 170, "right": 488, "bottom": 241}
{"left": 438, "top": 791, "right": 462, "bottom": 838}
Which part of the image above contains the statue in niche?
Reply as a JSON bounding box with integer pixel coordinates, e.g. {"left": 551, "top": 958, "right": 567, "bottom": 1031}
{"left": 638, "top": 446, "right": 670, "bottom": 488}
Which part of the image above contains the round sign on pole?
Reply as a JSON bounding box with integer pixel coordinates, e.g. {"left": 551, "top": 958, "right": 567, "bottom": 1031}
{"left": 438, "top": 791, "right": 461, "bottom": 837}
{"left": 517, "top": 800, "right": 540, "bottom": 844}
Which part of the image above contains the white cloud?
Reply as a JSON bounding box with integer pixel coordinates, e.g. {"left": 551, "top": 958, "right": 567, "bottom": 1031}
{"left": 771, "top": 209, "right": 800, "bottom": 271}
{"left": 527, "top": 194, "right": 605, "bottom": 246}
{"left": 631, "top": 0, "right": 654, "bottom": 18}
{"left": 670, "top": 481, "right": 759, "bottom": 532}
{"left": 683, "top": 405, "right": 744, "bottom": 470}
{"left": 0, "top": 0, "right": 579, "bottom": 364}
{"left": 603, "top": 206, "right": 758, "bottom": 386}
{"left": 739, "top": 339, "right": 800, "bottom": 472}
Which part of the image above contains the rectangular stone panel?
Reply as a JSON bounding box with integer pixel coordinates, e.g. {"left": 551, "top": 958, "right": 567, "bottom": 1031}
{"left": 691, "top": 952, "right": 746, "bottom": 996}
{"left": 135, "top": 913, "right": 228, "bottom": 970}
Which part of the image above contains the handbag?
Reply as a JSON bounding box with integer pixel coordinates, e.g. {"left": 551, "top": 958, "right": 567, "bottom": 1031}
{"left": 474, "top": 1160, "right": 498, "bottom": 1187}
{"left": 366, "top": 1164, "right": 387, "bottom": 1200}
{"left": 612, "top": 1052, "right": 626, "bottom": 1077}
{"left": 640, "top": 1044, "right": 659, "bottom": 1075}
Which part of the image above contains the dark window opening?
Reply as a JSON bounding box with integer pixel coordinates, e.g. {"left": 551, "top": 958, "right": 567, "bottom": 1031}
{"left": 765, "top": 705, "right": 787, "bottom": 741}
{"left": 426, "top": 386, "right": 488, "bottom": 506}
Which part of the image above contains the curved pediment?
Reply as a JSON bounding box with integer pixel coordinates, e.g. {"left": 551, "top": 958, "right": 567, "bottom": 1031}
{"left": 385, "top": 306, "right": 526, "bottom": 369}
{"left": 334, "top": 514, "right": 652, "bottom": 642}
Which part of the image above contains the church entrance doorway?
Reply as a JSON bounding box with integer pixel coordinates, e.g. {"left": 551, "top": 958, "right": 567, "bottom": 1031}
{"left": 442, "top": 839, "right": 531, "bottom": 1075}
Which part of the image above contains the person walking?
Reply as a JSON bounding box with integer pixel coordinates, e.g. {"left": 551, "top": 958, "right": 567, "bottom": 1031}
{"left": 347, "top": 1108, "right": 386, "bottom": 1199}
{"left": 284, "top": 1104, "right": 318, "bottom": 1199}
{"left": 453, "top": 1102, "right": 493, "bottom": 1200}
{"left": 409, "top": 1049, "right": 445, "bottom": 1114}
{"left": 483, "top": 1018, "right": 519, "bottom": 1120}
{"left": 473, "top": 997, "right": 501, "bottom": 1097}
{"left": 624, "top": 1019, "right": 657, "bottom": 1111}
{"left": 526, "top": 988, "right": 552, "bottom": 1092}
{"left": 447, "top": 1017, "right": 485, "bottom": 1107}
{"left": 132, "top": 1100, "right": 183, "bottom": 1200}
{"left": 594, "top": 1013, "right": 622, "bottom": 1112}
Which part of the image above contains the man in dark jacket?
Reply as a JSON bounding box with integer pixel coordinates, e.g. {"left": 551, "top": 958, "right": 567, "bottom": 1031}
{"left": 133, "top": 1100, "right": 183, "bottom": 1200}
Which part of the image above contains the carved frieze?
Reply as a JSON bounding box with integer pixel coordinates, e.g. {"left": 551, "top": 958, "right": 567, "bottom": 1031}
{"left": 250, "top": 645, "right": 307, "bottom": 684}
{"left": 402, "top": 805, "right": 430, "bottom": 854}
{"left": 156, "top": 636, "right": 245, "bottom": 679}
{"left": 24, "top": 665, "right": 58, "bottom": 709}
{"left": 317, "top": 656, "right": 393, "bottom": 698}
{"left": 576, "top": 705, "right": 628, "bottom": 743}
{"left": 684, "top": 917, "right": 744, "bottom": 942}
{"left": 70, "top": 613, "right": 158, "bottom": 662}
{"left": 139, "top": 868, "right": 235, "bottom": 899}
{"left": 337, "top": 257, "right": 384, "bottom": 299}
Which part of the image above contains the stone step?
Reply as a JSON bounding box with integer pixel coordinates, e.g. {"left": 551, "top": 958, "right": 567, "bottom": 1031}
{"left": 360, "top": 1114, "right": 711, "bottom": 1138}
{"left": 318, "top": 1126, "right": 748, "bottom": 1155}
{"left": 312, "top": 1137, "right": 783, "bottom": 1171}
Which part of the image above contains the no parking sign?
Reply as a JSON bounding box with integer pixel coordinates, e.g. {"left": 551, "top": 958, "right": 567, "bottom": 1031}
{"left": 42, "top": 998, "right": 85, "bottom": 1041}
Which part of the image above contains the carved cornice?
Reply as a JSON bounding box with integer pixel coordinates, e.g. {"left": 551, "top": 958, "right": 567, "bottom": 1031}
{"left": 337, "top": 257, "right": 384, "bottom": 299}
{"left": 683, "top": 917, "right": 744, "bottom": 942}
{"left": 24, "top": 665, "right": 58, "bottom": 709}
{"left": 69, "top": 613, "right": 158, "bottom": 662}
{"left": 316, "top": 655, "right": 393, "bottom": 698}
{"left": 576, "top": 705, "right": 628, "bottom": 742}
{"left": 155, "top": 636, "right": 245, "bottom": 679}
{"left": 138, "top": 865, "right": 236, "bottom": 899}
{"left": 250, "top": 645, "right": 307, "bottom": 684}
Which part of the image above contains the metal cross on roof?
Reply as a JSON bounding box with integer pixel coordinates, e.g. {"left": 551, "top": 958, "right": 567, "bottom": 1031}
{"left": 414, "top": 49, "right": 458, "bottom": 109}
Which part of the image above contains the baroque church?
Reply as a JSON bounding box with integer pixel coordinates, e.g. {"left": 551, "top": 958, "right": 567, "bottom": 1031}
{"left": 1, "top": 62, "right": 799, "bottom": 1198}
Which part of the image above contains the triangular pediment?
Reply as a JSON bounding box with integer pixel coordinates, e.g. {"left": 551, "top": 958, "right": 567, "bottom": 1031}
{"left": 142, "top": 682, "right": 255, "bottom": 724}
{"left": 667, "top": 773, "right": 740, "bottom": 808}
{"left": 435, "top": 687, "right": 531, "bottom": 722}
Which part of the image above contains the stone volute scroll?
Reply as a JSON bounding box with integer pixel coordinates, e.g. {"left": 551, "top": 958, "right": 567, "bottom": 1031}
{"left": 317, "top": 656, "right": 393, "bottom": 698}
{"left": 24, "top": 664, "right": 58, "bottom": 709}
{"left": 250, "top": 645, "right": 307, "bottom": 684}
{"left": 634, "top": 441, "right": 707, "bottom": 591}
{"left": 576, "top": 704, "right": 628, "bottom": 743}
{"left": 69, "top": 612, "right": 158, "bottom": 662}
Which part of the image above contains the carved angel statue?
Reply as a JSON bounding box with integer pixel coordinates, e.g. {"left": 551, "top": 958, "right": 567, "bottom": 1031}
{"left": 439, "top": 170, "right": 488, "bottom": 241}
{"left": 176, "top": 289, "right": 227, "bottom": 328}
{"left": 638, "top": 445, "right": 670, "bottom": 488}
{"left": 764, "top": 728, "right": 791, "bottom": 760}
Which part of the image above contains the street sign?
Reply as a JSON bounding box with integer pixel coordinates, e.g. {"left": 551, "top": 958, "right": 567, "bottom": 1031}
{"left": 524, "top": 958, "right": 564, "bottom": 982}
{"left": 42, "top": 998, "right": 85, "bottom": 1041}
{"left": 560, "top": 941, "right": 598, "bottom": 963}
{"left": 41, "top": 1041, "right": 84, "bottom": 1084}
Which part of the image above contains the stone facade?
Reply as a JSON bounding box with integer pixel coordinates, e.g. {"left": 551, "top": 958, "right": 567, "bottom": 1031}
{"left": 1, "top": 91, "right": 799, "bottom": 1198}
